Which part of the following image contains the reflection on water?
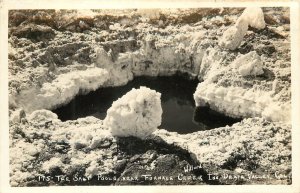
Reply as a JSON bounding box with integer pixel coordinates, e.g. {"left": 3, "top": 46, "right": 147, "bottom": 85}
{"left": 53, "top": 75, "right": 241, "bottom": 134}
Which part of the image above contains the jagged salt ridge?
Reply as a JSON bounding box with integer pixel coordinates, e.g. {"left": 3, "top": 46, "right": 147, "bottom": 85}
{"left": 219, "top": 7, "right": 266, "bottom": 50}
{"left": 194, "top": 8, "right": 290, "bottom": 123}
{"left": 10, "top": 68, "right": 109, "bottom": 112}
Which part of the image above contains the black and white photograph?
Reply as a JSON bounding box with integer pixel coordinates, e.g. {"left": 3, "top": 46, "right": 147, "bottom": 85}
{"left": 0, "top": 0, "right": 300, "bottom": 192}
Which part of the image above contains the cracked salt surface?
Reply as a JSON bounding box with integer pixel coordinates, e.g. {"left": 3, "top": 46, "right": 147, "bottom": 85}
{"left": 53, "top": 75, "right": 241, "bottom": 133}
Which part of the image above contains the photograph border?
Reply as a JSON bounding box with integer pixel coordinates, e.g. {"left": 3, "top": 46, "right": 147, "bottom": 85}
{"left": 1, "top": 0, "right": 300, "bottom": 193}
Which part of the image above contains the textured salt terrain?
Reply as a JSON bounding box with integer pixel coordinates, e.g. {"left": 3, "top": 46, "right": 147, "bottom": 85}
{"left": 8, "top": 8, "right": 291, "bottom": 186}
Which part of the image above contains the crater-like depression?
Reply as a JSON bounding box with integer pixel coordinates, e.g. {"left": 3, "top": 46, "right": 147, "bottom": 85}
{"left": 53, "top": 75, "right": 241, "bottom": 134}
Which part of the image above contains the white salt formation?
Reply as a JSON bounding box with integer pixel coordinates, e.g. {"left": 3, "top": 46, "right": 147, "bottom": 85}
{"left": 241, "top": 7, "right": 266, "bottom": 30}
{"left": 198, "top": 47, "right": 225, "bottom": 82}
{"left": 219, "top": 7, "right": 266, "bottom": 50}
{"left": 95, "top": 47, "right": 113, "bottom": 68}
{"left": 9, "top": 108, "right": 26, "bottom": 124}
{"left": 193, "top": 82, "right": 291, "bottom": 122}
{"left": 15, "top": 68, "right": 109, "bottom": 112}
{"left": 231, "top": 51, "right": 264, "bottom": 76}
{"left": 219, "top": 18, "right": 249, "bottom": 50}
{"left": 154, "top": 117, "right": 291, "bottom": 174}
{"left": 28, "top": 109, "right": 59, "bottom": 123}
{"left": 42, "top": 157, "right": 64, "bottom": 173}
{"left": 66, "top": 126, "right": 113, "bottom": 150}
{"left": 104, "top": 86, "right": 162, "bottom": 139}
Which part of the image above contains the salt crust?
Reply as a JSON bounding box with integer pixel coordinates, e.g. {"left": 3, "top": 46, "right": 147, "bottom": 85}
{"left": 231, "top": 51, "right": 264, "bottom": 76}
{"left": 194, "top": 81, "right": 291, "bottom": 122}
{"left": 15, "top": 68, "right": 109, "bottom": 112}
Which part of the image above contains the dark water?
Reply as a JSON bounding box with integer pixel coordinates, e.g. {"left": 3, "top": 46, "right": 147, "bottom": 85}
{"left": 53, "top": 75, "right": 241, "bottom": 134}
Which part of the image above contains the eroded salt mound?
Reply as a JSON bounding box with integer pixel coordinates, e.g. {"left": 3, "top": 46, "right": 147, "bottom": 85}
{"left": 219, "top": 7, "right": 266, "bottom": 50}
{"left": 241, "top": 7, "right": 266, "bottom": 30}
{"left": 232, "top": 51, "right": 264, "bottom": 76}
{"left": 219, "top": 18, "right": 248, "bottom": 50}
{"left": 104, "top": 86, "right": 162, "bottom": 138}
{"left": 28, "top": 109, "right": 60, "bottom": 123}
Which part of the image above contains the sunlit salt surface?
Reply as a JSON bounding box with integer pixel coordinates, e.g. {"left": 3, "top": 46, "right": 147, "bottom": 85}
{"left": 53, "top": 75, "right": 241, "bottom": 134}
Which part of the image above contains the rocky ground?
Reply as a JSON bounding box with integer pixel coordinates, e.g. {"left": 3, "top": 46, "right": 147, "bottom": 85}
{"left": 8, "top": 8, "right": 291, "bottom": 186}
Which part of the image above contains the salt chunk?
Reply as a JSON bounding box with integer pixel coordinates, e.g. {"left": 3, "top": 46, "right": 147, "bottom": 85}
{"left": 42, "top": 157, "right": 64, "bottom": 173}
{"left": 219, "top": 7, "right": 266, "bottom": 50}
{"left": 241, "top": 7, "right": 266, "bottom": 30}
{"left": 219, "top": 18, "right": 248, "bottom": 50}
{"left": 10, "top": 108, "right": 26, "bottom": 124}
{"left": 28, "top": 109, "right": 59, "bottom": 123}
{"left": 231, "top": 51, "right": 264, "bottom": 76}
{"left": 104, "top": 86, "right": 162, "bottom": 139}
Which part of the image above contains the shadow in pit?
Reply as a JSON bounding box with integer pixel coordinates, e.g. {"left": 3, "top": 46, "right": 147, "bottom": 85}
{"left": 193, "top": 106, "right": 242, "bottom": 130}
{"left": 27, "top": 136, "right": 221, "bottom": 186}
{"left": 257, "top": 68, "right": 275, "bottom": 81}
{"left": 110, "top": 136, "right": 220, "bottom": 185}
{"left": 248, "top": 26, "right": 286, "bottom": 39}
